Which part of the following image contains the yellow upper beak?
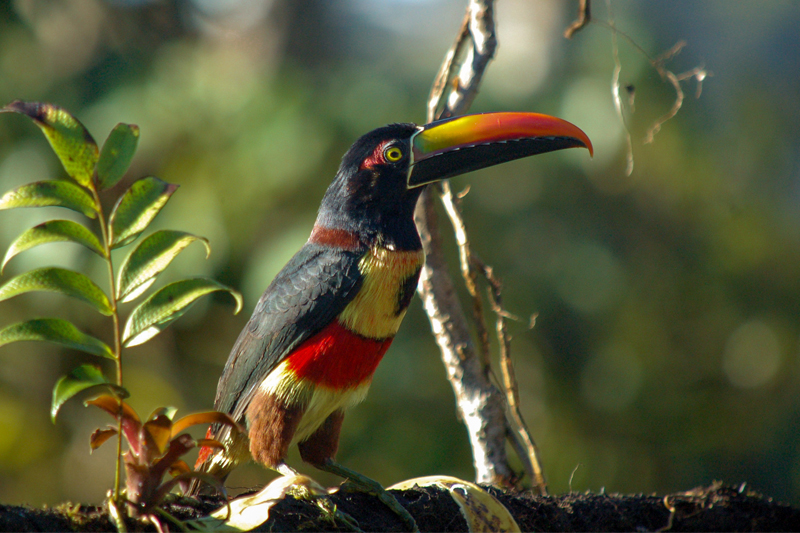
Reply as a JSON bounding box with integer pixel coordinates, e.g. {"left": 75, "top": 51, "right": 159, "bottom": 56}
{"left": 408, "top": 112, "right": 592, "bottom": 187}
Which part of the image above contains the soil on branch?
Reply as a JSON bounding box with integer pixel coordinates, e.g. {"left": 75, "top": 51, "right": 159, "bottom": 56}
{"left": 1, "top": 482, "right": 797, "bottom": 532}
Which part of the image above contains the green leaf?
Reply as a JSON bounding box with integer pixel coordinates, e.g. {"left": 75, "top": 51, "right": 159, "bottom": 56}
{"left": 123, "top": 278, "right": 243, "bottom": 347}
{"left": 0, "top": 318, "right": 114, "bottom": 359}
{"left": 109, "top": 177, "right": 178, "bottom": 248}
{"left": 96, "top": 123, "right": 140, "bottom": 190}
{"left": 2, "top": 101, "right": 99, "bottom": 187}
{"left": 117, "top": 230, "right": 210, "bottom": 303}
{"left": 51, "top": 364, "right": 127, "bottom": 422}
{"left": 0, "top": 267, "right": 113, "bottom": 316}
{"left": 0, "top": 180, "right": 99, "bottom": 218}
{"left": 2, "top": 220, "right": 105, "bottom": 273}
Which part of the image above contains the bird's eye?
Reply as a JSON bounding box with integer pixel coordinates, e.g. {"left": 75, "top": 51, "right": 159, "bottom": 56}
{"left": 384, "top": 145, "right": 404, "bottom": 162}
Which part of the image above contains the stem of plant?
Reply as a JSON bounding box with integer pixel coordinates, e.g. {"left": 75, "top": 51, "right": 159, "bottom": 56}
{"left": 92, "top": 186, "right": 125, "bottom": 507}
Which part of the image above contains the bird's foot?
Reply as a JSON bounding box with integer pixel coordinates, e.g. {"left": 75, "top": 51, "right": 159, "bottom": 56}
{"left": 275, "top": 461, "right": 301, "bottom": 477}
{"left": 321, "top": 461, "right": 419, "bottom": 532}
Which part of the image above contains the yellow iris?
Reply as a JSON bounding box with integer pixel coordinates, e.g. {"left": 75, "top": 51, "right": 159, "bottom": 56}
{"left": 384, "top": 145, "right": 403, "bottom": 162}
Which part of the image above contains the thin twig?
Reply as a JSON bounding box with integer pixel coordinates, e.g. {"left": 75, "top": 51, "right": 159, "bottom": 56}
{"left": 415, "top": 187, "right": 515, "bottom": 487}
{"left": 644, "top": 42, "right": 709, "bottom": 143}
{"left": 477, "top": 257, "right": 548, "bottom": 495}
{"left": 564, "top": 0, "right": 591, "bottom": 39}
{"left": 568, "top": 0, "right": 710, "bottom": 165}
{"left": 439, "top": 182, "right": 491, "bottom": 366}
{"left": 607, "top": 0, "right": 635, "bottom": 175}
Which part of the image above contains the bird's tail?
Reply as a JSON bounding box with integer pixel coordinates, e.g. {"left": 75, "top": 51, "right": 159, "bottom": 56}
{"left": 186, "top": 426, "right": 242, "bottom": 497}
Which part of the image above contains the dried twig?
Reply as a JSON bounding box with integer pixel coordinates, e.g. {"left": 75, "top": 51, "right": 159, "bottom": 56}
{"left": 566, "top": 0, "right": 710, "bottom": 166}
{"left": 564, "top": 0, "right": 591, "bottom": 39}
{"left": 607, "top": 0, "right": 635, "bottom": 175}
{"left": 476, "top": 257, "right": 548, "bottom": 493}
{"left": 644, "top": 42, "right": 709, "bottom": 143}
{"left": 438, "top": 182, "right": 491, "bottom": 366}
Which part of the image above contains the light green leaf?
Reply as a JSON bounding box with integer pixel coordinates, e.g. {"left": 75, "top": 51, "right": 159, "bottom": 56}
{"left": 2, "top": 220, "right": 105, "bottom": 273}
{"left": 109, "top": 177, "right": 178, "bottom": 248}
{"left": 0, "top": 267, "right": 113, "bottom": 316}
{"left": 117, "top": 230, "right": 210, "bottom": 303}
{"left": 123, "top": 278, "right": 242, "bottom": 347}
{"left": 51, "top": 364, "right": 127, "bottom": 422}
{"left": 0, "top": 180, "right": 99, "bottom": 218}
{"left": 96, "top": 123, "right": 140, "bottom": 190}
{"left": 2, "top": 101, "right": 99, "bottom": 187}
{"left": 0, "top": 318, "right": 114, "bottom": 359}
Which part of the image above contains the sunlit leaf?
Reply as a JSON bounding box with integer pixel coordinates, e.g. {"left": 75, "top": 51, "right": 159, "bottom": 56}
{"left": 2, "top": 101, "right": 99, "bottom": 187}
{"left": 3, "top": 220, "right": 105, "bottom": 273}
{"left": 143, "top": 414, "right": 173, "bottom": 457}
{"left": 148, "top": 406, "right": 178, "bottom": 422}
{"left": 117, "top": 230, "right": 210, "bottom": 303}
{"left": 51, "top": 364, "right": 127, "bottom": 422}
{"left": 85, "top": 395, "right": 140, "bottom": 424}
{"left": 0, "top": 180, "right": 98, "bottom": 218}
{"left": 389, "top": 476, "right": 521, "bottom": 532}
{"left": 96, "top": 123, "right": 140, "bottom": 190}
{"left": 188, "top": 475, "right": 325, "bottom": 531}
{"left": 107, "top": 497, "right": 126, "bottom": 533}
{"left": 122, "top": 278, "right": 242, "bottom": 347}
{"left": 85, "top": 395, "right": 141, "bottom": 453}
{"left": 169, "top": 460, "right": 191, "bottom": 477}
{"left": 171, "top": 410, "right": 243, "bottom": 438}
{"left": 0, "top": 267, "right": 113, "bottom": 316}
{"left": 90, "top": 427, "right": 118, "bottom": 452}
{"left": 0, "top": 318, "right": 114, "bottom": 359}
{"left": 109, "top": 177, "right": 178, "bottom": 248}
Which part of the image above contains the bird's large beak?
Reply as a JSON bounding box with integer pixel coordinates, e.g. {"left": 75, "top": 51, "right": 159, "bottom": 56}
{"left": 407, "top": 112, "right": 593, "bottom": 188}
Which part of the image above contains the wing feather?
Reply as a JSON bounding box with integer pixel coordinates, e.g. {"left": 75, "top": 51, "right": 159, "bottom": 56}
{"left": 214, "top": 242, "right": 363, "bottom": 422}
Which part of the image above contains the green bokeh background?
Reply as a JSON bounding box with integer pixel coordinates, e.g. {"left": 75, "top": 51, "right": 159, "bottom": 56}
{"left": 1, "top": 0, "right": 800, "bottom": 507}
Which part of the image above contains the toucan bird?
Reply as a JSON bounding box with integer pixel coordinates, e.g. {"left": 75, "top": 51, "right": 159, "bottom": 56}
{"left": 190, "top": 112, "right": 592, "bottom": 526}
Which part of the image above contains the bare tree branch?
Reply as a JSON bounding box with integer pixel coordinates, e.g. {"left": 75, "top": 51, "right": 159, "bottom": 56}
{"left": 415, "top": 189, "right": 516, "bottom": 488}
{"left": 427, "top": 0, "right": 497, "bottom": 122}
{"left": 415, "top": 0, "right": 547, "bottom": 493}
{"left": 415, "top": 0, "right": 517, "bottom": 489}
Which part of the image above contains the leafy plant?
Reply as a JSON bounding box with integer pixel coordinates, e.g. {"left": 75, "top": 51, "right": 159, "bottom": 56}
{"left": 0, "top": 101, "right": 243, "bottom": 514}
{"left": 87, "top": 395, "right": 240, "bottom": 516}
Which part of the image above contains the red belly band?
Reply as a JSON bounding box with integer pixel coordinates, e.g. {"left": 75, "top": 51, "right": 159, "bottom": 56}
{"left": 285, "top": 320, "right": 393, "bottom": 389}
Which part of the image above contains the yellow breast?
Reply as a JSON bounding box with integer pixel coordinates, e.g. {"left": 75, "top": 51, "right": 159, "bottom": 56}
{"left": 338, "top": 246, "right": 424, "bottom": 340}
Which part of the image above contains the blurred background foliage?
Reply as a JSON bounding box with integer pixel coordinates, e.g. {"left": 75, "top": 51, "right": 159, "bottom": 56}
{"left": 1, "top": 0, "right": 799, "bottom": 507}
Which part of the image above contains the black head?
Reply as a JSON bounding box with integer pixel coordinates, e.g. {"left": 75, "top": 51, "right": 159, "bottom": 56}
{"left": 314, "top": 112, "right": 593, "bottom": 249}
{"left": 315, "top": 123, "right": 422, "bottom": 248}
